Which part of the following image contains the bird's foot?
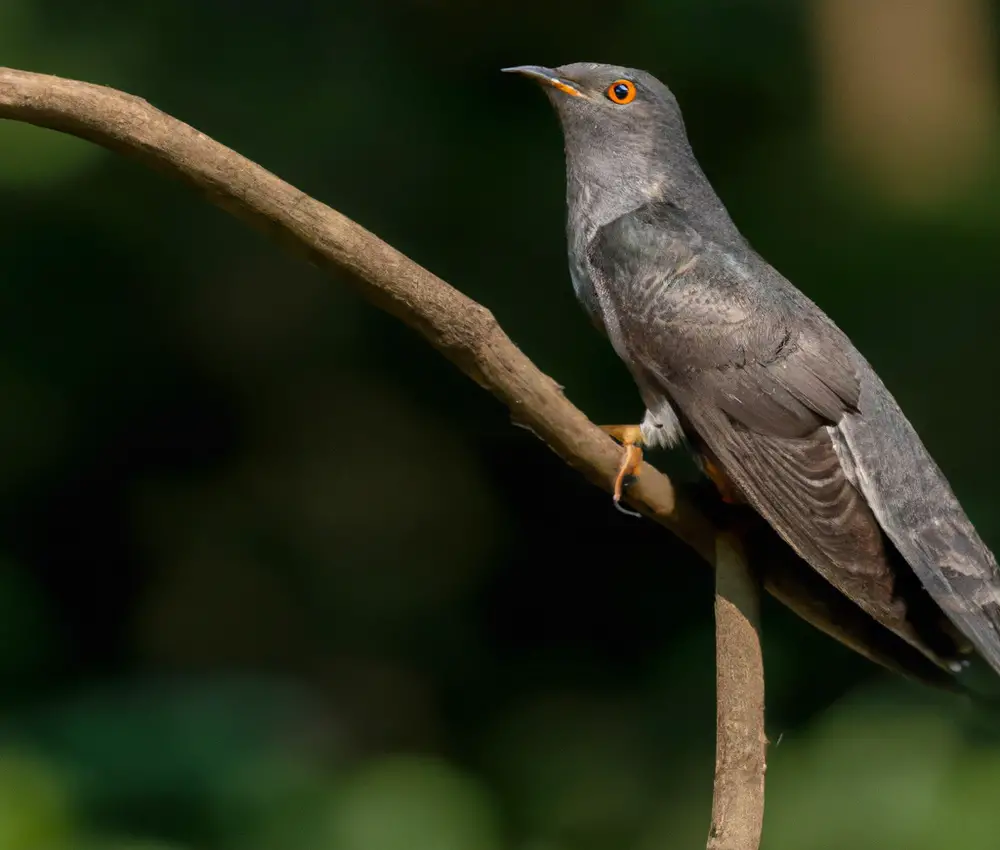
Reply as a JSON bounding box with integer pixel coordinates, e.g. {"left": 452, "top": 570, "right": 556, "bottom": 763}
{"left": 701, "top": 455, "right": 740, "bottom": 505}
{"left": 601, "top": 424, "right": 644, "bottom": 515}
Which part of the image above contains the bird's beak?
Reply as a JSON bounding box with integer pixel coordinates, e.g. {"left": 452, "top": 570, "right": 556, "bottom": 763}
{"left": 502, "top": 65, "right": 585, "bottom": 99}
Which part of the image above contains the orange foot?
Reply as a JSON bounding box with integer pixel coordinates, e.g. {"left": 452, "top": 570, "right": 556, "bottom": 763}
{"left": 702, "top": 455, "right": 741, "bottom": 505}
{"left": 601, "top": 424, "right": 645, "bottom": 515}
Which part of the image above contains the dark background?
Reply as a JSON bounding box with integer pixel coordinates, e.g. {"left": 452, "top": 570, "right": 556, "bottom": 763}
{"left": 2, "top": 1, "right": 1000, "bottom": 848}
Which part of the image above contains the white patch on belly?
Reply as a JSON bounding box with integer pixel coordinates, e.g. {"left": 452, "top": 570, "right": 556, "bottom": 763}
{"left": 641, "top": 398, "right": 685, "bottom": 449}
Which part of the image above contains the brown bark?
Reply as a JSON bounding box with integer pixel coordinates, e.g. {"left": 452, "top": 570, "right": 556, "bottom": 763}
{"left": 708, "top": 535, "right": 766, "bottom": 850}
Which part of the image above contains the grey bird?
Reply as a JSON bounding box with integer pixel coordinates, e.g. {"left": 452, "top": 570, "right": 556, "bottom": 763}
{"left": 504, "top": 61, "right": 1000, "bottom": 687}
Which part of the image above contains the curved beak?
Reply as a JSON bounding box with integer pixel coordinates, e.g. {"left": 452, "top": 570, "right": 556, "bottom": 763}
{"left": 502, "top": 65, "right": 585, "bottom": 98}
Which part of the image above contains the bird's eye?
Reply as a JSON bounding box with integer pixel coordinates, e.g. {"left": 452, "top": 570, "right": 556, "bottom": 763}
{"left": 606, "top": 80, "right": 637, "bottom": 104}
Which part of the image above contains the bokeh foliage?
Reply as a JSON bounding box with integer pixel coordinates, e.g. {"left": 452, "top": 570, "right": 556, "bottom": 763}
{"left": 3, "top": 0, "right": 1000, "bottom": 847}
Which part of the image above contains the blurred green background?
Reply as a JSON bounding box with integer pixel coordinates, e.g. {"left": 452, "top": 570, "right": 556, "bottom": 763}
{"left": 2, "top": 0, "right": 1000, "bottom": 847}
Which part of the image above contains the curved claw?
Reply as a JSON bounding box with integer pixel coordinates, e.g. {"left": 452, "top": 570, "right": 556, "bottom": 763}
{"left": 602, "top": 424, "right": 645, "bottom": 517}
{"left": 612, "top": 442, "right": 644, "bottom": 502}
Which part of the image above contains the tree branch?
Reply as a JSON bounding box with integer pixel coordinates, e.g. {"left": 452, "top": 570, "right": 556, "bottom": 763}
{"left": 0, "top": 67, "right": 762, "bottom": 844}
{"left": 0, "top": 67, "right": 717, "bottom": 553}
{"left": 708, "top": 535, "right": 766, "bottom": 850}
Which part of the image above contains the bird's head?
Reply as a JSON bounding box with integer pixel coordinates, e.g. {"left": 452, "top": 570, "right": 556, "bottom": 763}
{"left": 504, "top": 62, "right": 721, "bottom": 229}
{"left": 503, "top": 62, "right": 684, "bottom": 146}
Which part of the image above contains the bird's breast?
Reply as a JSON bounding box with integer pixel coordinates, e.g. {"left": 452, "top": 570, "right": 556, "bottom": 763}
{"left": 570, "top": 249, "right": 634, "bottom": 366}
{"left": 568, "top": 252, "right": 602, "bottom": 324}
{"left": 568, "top": 225, "right": 688, "bottom": 449}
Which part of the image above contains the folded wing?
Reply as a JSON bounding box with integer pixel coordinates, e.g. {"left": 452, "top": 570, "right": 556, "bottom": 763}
{"left": 589, "top": 202, "right": 1000, "bottom": 673}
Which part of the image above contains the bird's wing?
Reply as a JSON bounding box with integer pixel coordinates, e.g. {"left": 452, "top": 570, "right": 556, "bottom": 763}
{"left": 589, "top": 202, "right": 1000, "bottom": 670}
{"left": 670, "top": 384, "right": 948, "bottom": 659}
{"left": 836, "top": 369, "right": 1000, "bottom": 676}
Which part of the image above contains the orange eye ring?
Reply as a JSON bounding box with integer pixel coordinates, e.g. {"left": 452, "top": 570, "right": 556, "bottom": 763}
{"left": 606, "top": 79, "right": 637, "bottom": 104}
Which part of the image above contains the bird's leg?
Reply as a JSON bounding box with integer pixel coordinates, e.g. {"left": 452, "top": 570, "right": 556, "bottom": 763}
{"left": 600, "top": 424, "right": 645, "bottom": 506}
{"left": 699, "top": 452, "right": 742, "bottom": 506}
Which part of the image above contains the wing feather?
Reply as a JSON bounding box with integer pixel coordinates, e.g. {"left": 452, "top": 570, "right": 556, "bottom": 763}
{"left": 675, "top": 388, "right": 943, "bottom": 659}
{"left": 837, "top": 371, "right": 1000, "bottom": 673}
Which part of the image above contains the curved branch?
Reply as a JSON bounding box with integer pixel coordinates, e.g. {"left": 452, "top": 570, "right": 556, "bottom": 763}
{"left": 0, "top": 66, "right": 716, "bottom": 557}
{"left": 0, "top": 66, "right": 762, "bottom": 844}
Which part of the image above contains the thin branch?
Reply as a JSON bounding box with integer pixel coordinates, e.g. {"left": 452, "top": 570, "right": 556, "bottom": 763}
{"left": 0, "top": 66, "right": 764, "bottom": 845}
{"left": 708, "top": 535, "right": 766, "bottom": 850}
